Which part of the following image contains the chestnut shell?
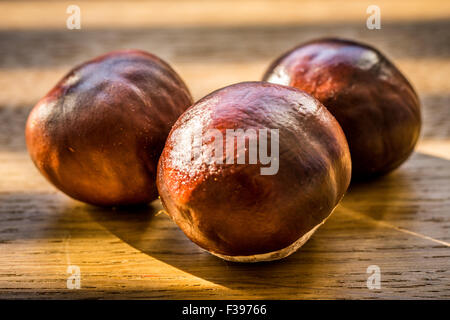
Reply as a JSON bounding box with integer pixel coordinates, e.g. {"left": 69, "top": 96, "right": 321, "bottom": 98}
{"left": 26, "top": 50, "right": 193, "bottom": 206}
{"left": 263, "top": 38, "right": 421, "bottom": 180}
{"left": 157, "top": 82, "right": 351, "bottom": 259}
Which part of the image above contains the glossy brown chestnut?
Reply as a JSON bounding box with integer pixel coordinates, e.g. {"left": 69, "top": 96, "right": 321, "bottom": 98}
{"left": 157, "top": 82, "right": 351, "bottom": 262}
{"left": 263, "top": 38, "right": 421, "bottom": 180}
{"left": 26, "top": 50, "right": 193, "bottom": 206}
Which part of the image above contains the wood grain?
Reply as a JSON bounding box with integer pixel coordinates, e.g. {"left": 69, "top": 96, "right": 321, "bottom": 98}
{"left": 0, "top": 0, "right": 449, "bottom": 299}
{"left": 1, "top": 0, "right": 449, "bottom": 29}
{"left": 0, "top": 152, "right": 449, "bottom": 299}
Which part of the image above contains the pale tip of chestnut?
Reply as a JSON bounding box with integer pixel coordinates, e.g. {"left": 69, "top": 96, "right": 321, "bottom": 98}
{"left": 209, "top": 216, "right": 330, "bottom": 263}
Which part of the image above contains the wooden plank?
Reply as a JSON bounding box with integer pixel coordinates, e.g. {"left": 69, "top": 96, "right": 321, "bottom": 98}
{"left": 0, "top": 152, "right": 449, "bottom": 299}
{"left": 1, "top": 0, "right": 449, "bottom": 30}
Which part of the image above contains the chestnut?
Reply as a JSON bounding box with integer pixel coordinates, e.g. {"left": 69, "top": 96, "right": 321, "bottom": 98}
{"left": 26, "top": 50, "right": 193, "bottom": 206}
{"left": 263, "top": 38, "right": 421, "bottom": 180}
{"left": 157, "top": 82, "right": 351, "bottom": 262}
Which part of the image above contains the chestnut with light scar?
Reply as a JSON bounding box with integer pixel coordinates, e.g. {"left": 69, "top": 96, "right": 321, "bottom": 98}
{"left": 157, "top": 82, "right": 351, "bottom": 262}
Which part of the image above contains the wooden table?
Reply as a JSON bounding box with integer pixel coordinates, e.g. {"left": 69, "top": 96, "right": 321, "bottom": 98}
{"left": 0, "top": 0, "right": 449, "bottom": 299}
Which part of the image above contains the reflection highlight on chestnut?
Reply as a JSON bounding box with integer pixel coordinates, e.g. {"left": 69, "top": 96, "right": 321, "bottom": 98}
{"left": 263, "top": 38, "right": 421, "bottom": 180}
{"left": 26, "top": 50, "right": 193, "bottom": 206}
{"left": 157, "top": 82, "right": 351, "bottom": 262}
